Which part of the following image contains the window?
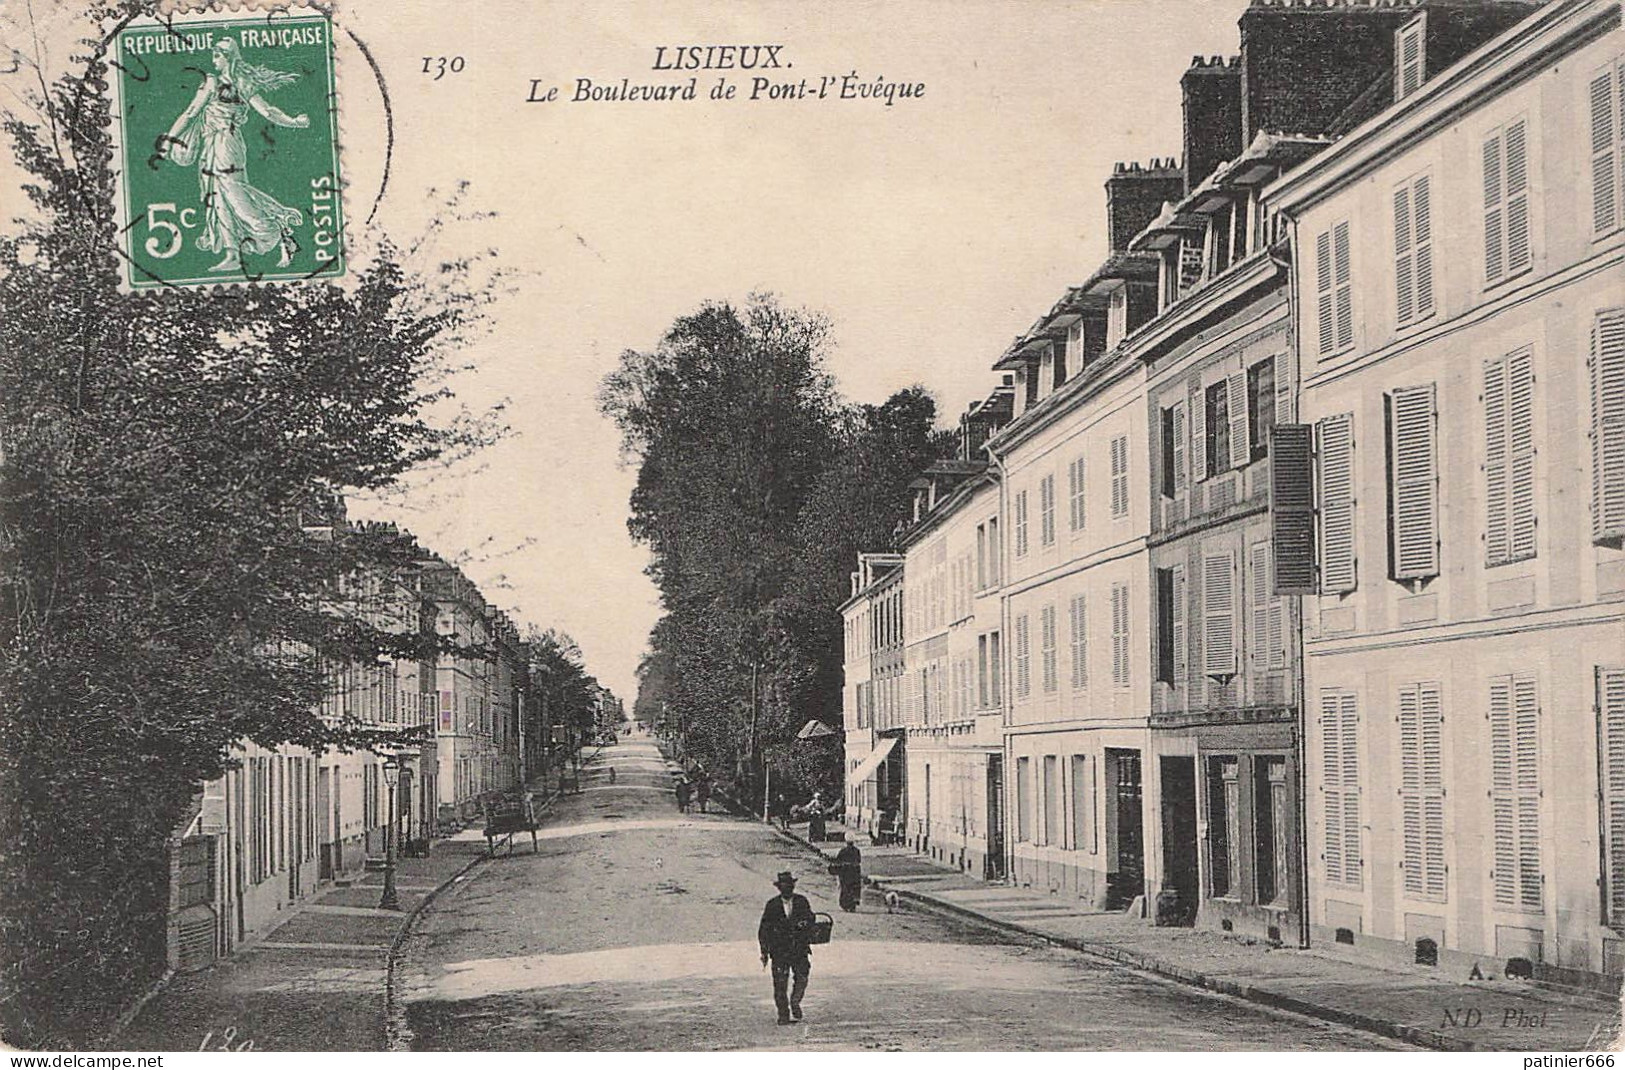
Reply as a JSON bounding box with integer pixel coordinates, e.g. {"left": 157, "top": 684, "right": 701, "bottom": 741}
{"left": 1155, "top": 568, "right": 1176, "bottom": 684}
{"left": 1040, "top": 604, "right": 1058, "bottom": 694}
{"left": 976, "top": 523, "right": 987, "bottom": 589}
{"left": 1202, "top": 551, "right": 1236, "bottom": 677}
{"left": 1599, "top": 667, "right": 1625, "bottom": 932}
{"left": 1110, "top": 582, "right": 1130, "bottom": 689}
{"left": 1039, "top": 474, "right": 1056, "bottom": 547}
{"left": 1042, "top": 755, "right": 1060, "bottom": 846}
{"left": 1483, "top": 118, "right": 1531, "bottom": 285}
{"left": 1395, "top": 14, "right": 1425, "bottom": 101}
{"left": 1246, "top": 360, "right": 1275, "bottom": 462}
{"left": 1250, "top": 542, "right": 1284, "bottom": 672}
{"left": 1591, "top": 60, "right": 1623, "bottom": 237}
{"left": 1394, "top": 174, "right": 1435, "bottom": 326}
{"left": 1320, "top": 688, "right": 1363, "bottom": 888}
{"left": 1315, "top": 220, "right": 1354, "bottom": 356}
{"left": 1014, "top": 490, "right": 1029, "bottom": 558}
{"left": 1016, "top": 757, "right": 1033, "bottom": 843}
{"left": 1110, "top": 435, "right": 1130, "bottom": 518}
{"left": 1483, "top": 350, "right": 1536, "bottom": 566}
{"left": 989, "top": 630, "right": 1002, "bottom": 707}
{"left": 1489, "top": 672, "right": 1541, "bottom": 910}
{"left": 977, "top": 634, "right": 990, "bottom": 708}
{"left": 1205, "top": 379, "right": 1231, "bottom": 477}
{"left": 1161, "top": 403, "right": 1187, "bottom": 499}
{"left": 1068, "top": 455, "right": 1087, "bottom": 531}
{"left": 1014, "top": 614, "right": 1031, "bottom": 700}
{"left": 439, "top": 690, "right": 453, "bottom": 732}
{"left": 1069, "top": 594, "right": 1088, "bottom": 691}
{"left": 1398, "top": 681, "right": 1446, "bottom": 901}
{"left": 1317, "top": 413, "right": 1357, "bottom": 594}
{"left": 1389, "top": 383, "right": 1441, "bottom": 580}
{"left": 1591, "top": 310, "right": 1625, "bottom": 544}
{"left": 1208, "top": 757, "right": 1239, "bottom": 898}
{"left": 1071, "top": 755, "right": 1096, "bottom": 853}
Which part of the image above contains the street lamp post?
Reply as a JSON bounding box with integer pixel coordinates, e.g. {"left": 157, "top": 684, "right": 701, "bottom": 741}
{"left": 379, "top": 758, "right": 401, "bottom": 912}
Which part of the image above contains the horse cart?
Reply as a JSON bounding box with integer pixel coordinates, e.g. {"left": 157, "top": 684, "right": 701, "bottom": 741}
{"left": 481, "top": 791, "right": 540, "bottom": 857}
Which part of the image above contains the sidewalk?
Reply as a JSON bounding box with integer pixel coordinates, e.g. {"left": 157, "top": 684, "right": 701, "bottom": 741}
{"left": 111, "top": 784, "right": 571, "bottom": 1052}
{"left": 779, "top": 820, "right": 1622, "bottom": 1053}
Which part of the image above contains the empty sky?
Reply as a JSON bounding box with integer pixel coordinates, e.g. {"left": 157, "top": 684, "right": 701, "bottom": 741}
{"left": 3, "top": 0, "right": 1252, "bottom": 703}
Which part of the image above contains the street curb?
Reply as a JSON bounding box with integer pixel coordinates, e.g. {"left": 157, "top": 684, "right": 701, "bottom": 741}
{"left": 773, "top": 826, "right": 1476, "bottom": 1053}
{"left": 381, "top": 786, "right": 565, "bottom": 1052}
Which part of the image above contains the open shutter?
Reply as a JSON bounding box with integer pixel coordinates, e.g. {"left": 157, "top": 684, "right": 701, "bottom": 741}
{"left": 1070, "top": 594, "right": 1087, "bottom": 691}
{"left": 1508, "top": 350, "right": 1536, "bottom": 561}
{"left": 1490, "top": 674, "right": 1515, "bottom": 907}
{"left": 1593, "top": 310, "right": 1625, "bottom": 543}
{"left": 1592, "top": 67, "right": 1620, "bottom": 236}
{"left": 1340, "top": 692, "right": 1362, "bottom": 885}
{"left": 1316, "top": 228, "right": 1335, "bottom": 357}
{"left": 1504, "top": 120, "right": 1530, "bottom": 277}
{"left": 1389, "top": 383, "right": 1439, "bottom": 580}
{"left": 1317, "top": 413, "right": 1357, "bottom": 593}
{"left": 1271, "top": 424, "right": 1316, "bottom": 594}
{"left": 1111, "top": 583, "right": 1130, "bottom": 689}
{"left": 1599, "top": 667, "right": 1625, "bottom": 932}
{"left": 1172, "top": 402, "right": 1187, "bottom": 495}
{"left": 1413, "top": 176, "right": 1434, "bottom": 319}
{"left": 1399, "top": 684, "right": 1424, "bottom": 895}
{"left": 1171, "top": 565, "right": 1186, "bottom": 685}
{"left": 1513, "top": 673, "right": 1541, "bottom": 910}
{"left": 1484, "top": 131, "right": 1505, "bottom": 283}
{"left": 1397, "top": 16, "right": 1424, "bottom": 100}
{"left": 1190, "top": 378, "right": 1207, "bottom": 482}
{"left": 1229, "top": 370, "right": 1248, "bottom": 472}
{"left": 1485, "top": 356, "right": 1510, "bottom": 564}
{"left": 1333, "top": 221, "right": 1354, "bottom": 351}
{"left": 1203, "top": 551, "right": 1235, "bottom": 677}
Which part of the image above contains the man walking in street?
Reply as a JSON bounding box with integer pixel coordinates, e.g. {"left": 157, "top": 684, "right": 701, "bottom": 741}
{"left": 695, "top": 777, "right": 710, "bottom": 813}
{"left": 756, "top": 870, "right": 816, "bottom": 1025}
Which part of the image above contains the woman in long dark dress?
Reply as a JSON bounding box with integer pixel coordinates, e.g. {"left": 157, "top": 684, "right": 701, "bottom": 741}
{"left": 828, "top": 834, "right": 863, "bottom": 912}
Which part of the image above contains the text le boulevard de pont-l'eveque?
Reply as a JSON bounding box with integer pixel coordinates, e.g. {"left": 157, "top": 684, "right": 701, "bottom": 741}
{"left": 526, "top": 44, "right": 925, "bottom": 106}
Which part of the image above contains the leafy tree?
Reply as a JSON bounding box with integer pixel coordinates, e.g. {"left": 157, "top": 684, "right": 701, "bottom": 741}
{"left": 0, "top": 10, "right": 503, "bottom": 1046}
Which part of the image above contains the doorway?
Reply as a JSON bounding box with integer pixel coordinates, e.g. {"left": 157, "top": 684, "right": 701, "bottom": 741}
{"left": 985, "top": 755, "right": 1005, "bottom": 880}
{"left": 1160, "top": 756, "right": 1199, "bottom": 925}
{"left": 1106, "top": 749, "right": 1144, "bottom": 910}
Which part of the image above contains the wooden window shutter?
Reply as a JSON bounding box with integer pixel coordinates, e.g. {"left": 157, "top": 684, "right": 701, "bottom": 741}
{"left": 1484, "top": 130, "right": 1505, "bottom": 283}
{"left": 1317, "top": 413, "right": 1358, "bottom": 593}
{"left": 1041, "top": 604, "right": 1057, "bottom": 694}
{"left": 1485, "top": 349, "right": 1536, "bottom": 565}
{"left": 1069, "top": 456, "right": 1086, "bottom": 531}
{"left": 1413, "top": 176, "right": 1434, "bottom": 318}
{"left": 1203, "top": 550, "right": 1235, "bottom": 677}
{"left": 1111, "top": 583, "right": 1130, "bottom": 688}
{"left": 1189, "top": 378, "right": 1207, "bottom": 483}
{"left": 1399, "top": 684, "right": 1424, "bottom": 894}
{"left": 1015, "top": 489, "right": 1028, "bottom": 557}
{"left": 1598, "top": 667, "right": 1625, "bottom": 932}
{"left": 1111, "top": 435, "right": 1130, "bottom": 518}
{"left": 1396, "top": 15, "right": 1424, "bottom": 101}
{"left": 1070, "top": 594, "right": 1087, "bottom": 691}
{"left": 1228, "top": 369, "right": 1249, "bottom": 472}
{"left": 1593, "top": 309, "right": 1625, "bottom": 543}
{"left": 1250, "top": 541, "right": 1270, "bottom": 675}
{"left": 1333, "top": 221, "right": 1354, "bottom": 350}
{"left": 1321, "top": 688, "right": 1361, "bottom": 887}
{"left": 1015, "top": 613, "right": 1030, "bottom": 699}
{"left": 1591, "top": 67, "right": 1620, "bottom": 236}
{"left": 1156, "top": 569, "right": 1175, "bottom": 684}
{"left": 1171, "top": 565, "right": 1187, "bottom": 684}
{"left": 1389, "top": 382, "right": 1440, "bottom": 580}
{"left": 1395, "top": 182, "right": 1415, "bottom": 325}
{"left": 1040, "top": 474, "right": 1055, "bottom": 546}
{"left": 1399, "top": 681, "right": 1447, "bottom": 900}
{"left": 1490, "top": 672, "right": 1542, "bottom": 909}
{"left": 1172, "top": 402, "right": 1187, "bottom": 495}
{"left": 1504, "top": 121, "right": 1531, "bottom": 277}
{"left": 1208, "top": 380, "right": 1231, "bottom": 475}
{"left": 1395, "top": 176, "right": 1435, "bottom": 326}
{"left": 1340, "top": 691, "right": 1362, "bottom": 885}
{"left": 1513, "top": 673, "right": 1541, "bottom": 910}
{"left": 1270, "top": 423, "right": 1316, "bottom": 594}
{"left": 1316, "top": 228, "right": 1335, "bottom": 356}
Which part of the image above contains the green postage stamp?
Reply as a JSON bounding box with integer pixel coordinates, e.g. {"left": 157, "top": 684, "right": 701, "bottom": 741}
{"left": 108, "top": 8, "right": 344, "bottom": 290}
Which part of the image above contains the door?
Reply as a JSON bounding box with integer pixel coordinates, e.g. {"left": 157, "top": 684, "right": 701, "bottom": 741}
{"left": 316, "top": 766, "right": 333, "bottom": 880}
{"left": 1159, "top": 756, "right": 1199, "bottom": 925}
{"left": 1107, "top": 749, "right": 1144, "bottom": 909}
{"left": 985, "top": 755, "right": 1005, "bottom": 879}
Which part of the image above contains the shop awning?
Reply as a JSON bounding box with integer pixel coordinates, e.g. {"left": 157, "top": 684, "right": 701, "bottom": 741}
{"left": 847, "top": 736, "right": 899, "bottom": 786}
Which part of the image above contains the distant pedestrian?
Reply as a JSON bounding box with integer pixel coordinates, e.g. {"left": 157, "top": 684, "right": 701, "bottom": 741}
{"left": 771, "top": 791, "right": 790, "bottom": 831}
{"left": 806, "top": 793, "right": 826, "bottom": 843}
{"left": 676, "top": 777, "right": 691, "bottom": 813}
{"left": 828, "top": 833, "right": 863, "bottom": 912}
{"left": 608, "top": 766, "right": 617, "bottom": 784}
{"left": 695, "top": 778, "right": 711, "bottom": 813}
{"left": 757, "top": 870, "right": 816, "bottom": 1024}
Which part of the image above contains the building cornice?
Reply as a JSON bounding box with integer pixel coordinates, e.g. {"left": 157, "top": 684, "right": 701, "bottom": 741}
{"left": 899, "top": 470, "right": 998, "bottom": 549}
{"left": 1267, "top": 0, "right": 1621, "bottom": 215}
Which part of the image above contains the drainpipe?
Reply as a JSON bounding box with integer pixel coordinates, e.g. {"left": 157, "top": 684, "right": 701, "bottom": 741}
{"left": 1269, "top": 210, "right": 1312, "bottom": 952}
{"left": 988, "top": 441, "right": 1014, "bottom": 884}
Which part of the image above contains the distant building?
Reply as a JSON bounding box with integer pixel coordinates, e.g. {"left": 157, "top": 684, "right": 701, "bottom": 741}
{"left": 841, "top": 553, "right": 905, "bottom": 837}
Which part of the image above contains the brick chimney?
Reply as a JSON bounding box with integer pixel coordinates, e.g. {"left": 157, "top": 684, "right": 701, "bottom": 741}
{"left": 1182, "top": 55, "right": 1243, "bottom": 191}
{"left": 1104, "top": 159, "right": 1185, "bottom": 255}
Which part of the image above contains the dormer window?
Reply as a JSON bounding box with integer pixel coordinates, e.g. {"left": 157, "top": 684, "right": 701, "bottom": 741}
{"left": 1052, "top": 338, "right": 1068, "bottom": 391}
{"left": 1396, "top": 13, "right": 1425, "bottom": 102}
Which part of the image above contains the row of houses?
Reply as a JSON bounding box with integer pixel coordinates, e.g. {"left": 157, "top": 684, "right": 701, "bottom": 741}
{"left": 843, "top": 0, "right": 1625, "bottom": 989}
{"left": 163, "top": 516, "right": 611, "bottom": 972}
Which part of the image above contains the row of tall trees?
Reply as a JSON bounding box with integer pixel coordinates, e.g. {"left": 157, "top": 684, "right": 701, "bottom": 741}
{"left": 0, "top": 14, "right": 507, "bottom": 1046}
{"left": 600, "top": 296, "right": 951, "bottom": 807}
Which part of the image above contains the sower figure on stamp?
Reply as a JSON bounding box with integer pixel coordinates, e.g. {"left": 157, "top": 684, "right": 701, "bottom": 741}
{"left": 757, "top": 870, "right": 815, "bottom": 1025}
{"left": 159, "top": 39, "right": 308, "bottom": 273}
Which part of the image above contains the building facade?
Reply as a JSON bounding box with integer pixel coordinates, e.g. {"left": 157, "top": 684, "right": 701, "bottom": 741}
{"left": 1272, "top": 0, "right": 1625, "bottom": 983}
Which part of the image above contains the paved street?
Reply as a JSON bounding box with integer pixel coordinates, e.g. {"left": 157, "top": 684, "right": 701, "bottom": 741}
{"left": 395, "top": 737, "right": 1399, "bottom": 1051}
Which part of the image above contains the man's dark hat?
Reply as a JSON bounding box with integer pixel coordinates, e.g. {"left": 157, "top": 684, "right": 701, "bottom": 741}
{"left": 774, "top": 870, "right": 797, "bottom": 888}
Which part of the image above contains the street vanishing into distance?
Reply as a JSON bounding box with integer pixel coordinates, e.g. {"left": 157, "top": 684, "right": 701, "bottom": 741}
{"left": 394, "top": 734, "right": 1400, "bottom": 1051}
